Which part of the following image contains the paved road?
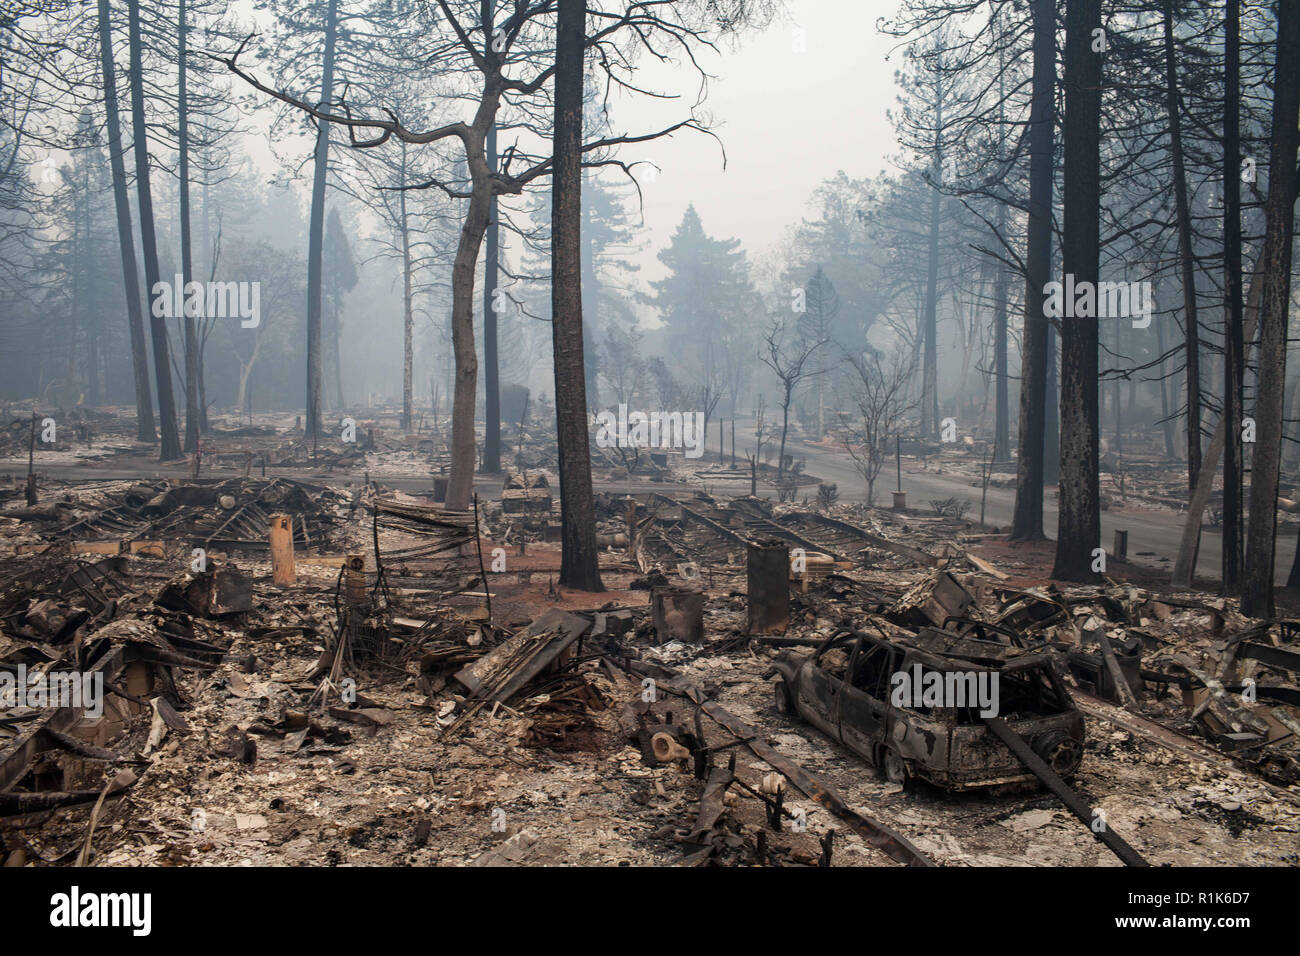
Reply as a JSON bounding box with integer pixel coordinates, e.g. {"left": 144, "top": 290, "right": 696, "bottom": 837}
{"left": 791, "top": 439, "right": 1296, "bottom": 587}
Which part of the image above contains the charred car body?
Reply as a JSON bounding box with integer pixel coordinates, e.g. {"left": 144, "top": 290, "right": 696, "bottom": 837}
{"left": 769, "top": 625, "right": 1084, "bottom": 791}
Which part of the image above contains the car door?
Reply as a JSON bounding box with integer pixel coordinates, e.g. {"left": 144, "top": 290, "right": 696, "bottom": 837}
{"left": 840, "top": 638, "right": 895, "bottom": 761}
{"left": 798, "top": 633, "right": 857, "bottom": 739}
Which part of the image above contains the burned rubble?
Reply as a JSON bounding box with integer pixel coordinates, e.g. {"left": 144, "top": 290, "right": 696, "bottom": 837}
{"left": 2, "top": 433, "right": 1298, "bottom": 869}
{"left": 5, "top": 0, "right": 1300, "bottom": 907}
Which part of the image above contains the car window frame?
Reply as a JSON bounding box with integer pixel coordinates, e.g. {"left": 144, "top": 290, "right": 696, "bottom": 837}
{"left": 848, "top": 635, "right": 892, "bottom": 699}
{"left": 813, "top": 632, "right": 859, "bottom": 679}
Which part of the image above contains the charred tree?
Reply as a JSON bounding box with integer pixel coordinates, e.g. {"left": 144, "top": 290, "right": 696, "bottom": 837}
{"left": 217, "top": 2, "right": 766, "bottom": 511}
{"left": 1172, "top": 262, "right": 1263, "bottom": 588}
{"left": 920, "top": 106, "right": 942, "bottom": 439}
{"left": 1155, "top": 302, "right": 1176, "bottom": 459}
{"left": 97, "top": 0, "right": 155, "bottom": 442}
{"left": 1221, "top": 0, "right": 1244, "bottom": 594}
{"left": 551, "top": 0, "right": 602, "bottom": 592}
{"left": 1241, "top": 1, "right": 1299, "bottom": 617}
{"left": 1010, "top": 0, "right": 1054, "bottom": 541}
{"left": 761, "top": 321, "right": 825, "bottom": 490}
{"left": 483, "top": 114, "right": 502, "bottom": 473}
{"left": 400, "top": 141, "right": 414, "bottom": 433}
{"left": 1163, "top": 0, "right": 1203, "bottom": 497}
{"left": 178, "top": 0, "right": 200, "bottom": 454}
{"left": 1044, "top": 318, "right": 1059, "bottom": 486}
{"left": 304, "top": 0, "right": 340, "bottom": 441}
{"left": 992, "top": 6, "right": 1010, "bottom": 465}
{"left": 481, "top": 2, "right": 501, "bottom": 473}
{"left": 127, "top": 0, "right": 181, "bottom": 461}
{"left": 1052, "top": 0, "right": 1102, "bottom": 581}
{"left": 992, "top": 213, "right": 1010, "bottom": 463}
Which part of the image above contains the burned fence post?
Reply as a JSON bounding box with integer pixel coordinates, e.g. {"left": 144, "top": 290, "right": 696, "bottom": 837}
{"left": 269, "top": 513, "right": 295, "bottom": 586}
{"left": 747, "top": 538, "right": 790, "bottom": 635}
{"left": 344, "top": 554, "right": 367, "bottom": 606}
{"left": 652, "top": 587, "right": 704, "bottom": 644}
{"left": 25, "top": 411, "right": 37, "bottom": 506}
{"left": 473, "top": 492, "right": 492, "bottom": 622}
{"left": 818, "top": 829, "right": 835, "bottom": 867}
{"left": 891, "top": 435, "right": 905, "bottom": 511}
{"left": 980, "top": 447, "right": 991, "bottom": 526}
{"left": 1113, "top": 529, "right": 1128, "bottom": 562}
{"left": 624, "top": 498, "right": 640, "bottom": 560}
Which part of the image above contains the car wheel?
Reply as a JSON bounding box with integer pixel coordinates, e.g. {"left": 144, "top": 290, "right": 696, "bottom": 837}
{"left": 774, "top": 680, "right": 794, "bottom": 716}
{"left": 881, "top": 746, "right": 907, "bottom": 786}
{"left": 1034, "top": 731, "right": 1083, "bottom": 777}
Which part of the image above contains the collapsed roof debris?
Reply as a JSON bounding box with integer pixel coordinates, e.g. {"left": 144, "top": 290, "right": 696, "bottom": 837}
{"left": 1, "top": 415, "right": 1298, "bottom": 869}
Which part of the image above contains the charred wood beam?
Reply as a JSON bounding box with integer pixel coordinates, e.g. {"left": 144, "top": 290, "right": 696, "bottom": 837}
{"left": 785, "top": 511, "right": 941, "bottom": 567}
{"left": 982, "top": 715, "right": 1148, "bottom": 867}
{"left": 36, "top": 728, "right": 119, "bottom": 762}
{"left": 0, "top": 646, "right": 125, "bottom": 794}
{"left": 615, "top": 658, "right": 932, "bottom": 867}
{"left": 1096, "top": 630, "right": 1138, "bottom": 707}
{"left": 709, "top": 705, "right": 929, "bottom": 867}
{"left": 0, "top": 789, "right": 124, "bottom": 814}
{"left": 686, "top": 762, "right": 734, "bottom": 844}
{"left": 1237, "top": 642, "right": 1300, "bottom": 674}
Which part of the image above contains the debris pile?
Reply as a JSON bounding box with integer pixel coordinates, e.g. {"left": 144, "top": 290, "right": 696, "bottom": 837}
{"left": 2, "top": 453, "right": 1297, "bottom": 868}
{"left": 1, "top": 477, "right": 353, "bottom": 557}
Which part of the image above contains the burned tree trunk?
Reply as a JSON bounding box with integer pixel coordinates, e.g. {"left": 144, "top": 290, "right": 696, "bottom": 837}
{"left": 127, "top": 0, "right": 181, "bottom": 461}
{"left": 550, "top": 0, "right": 603, "bottom": 592}
{"left": 777, "top": 391, "right": 791, "bottom": 486}
{"left": 1163, "top": 0, "right": 1203, "bottom": 495}
{"left": 1155, "top": 300, "right": 1176, "bottom": 459}
{"left": 97, "top": 0, "right": 154, "bottom": 443}
{"left": 444, "top": 126, "right": 494, "bottom": 511}
{"left": 400, "top": 141, "right": 414, "bottom": 433}
{"left": 1221, "top": 0, "right": 1244, "bottom": 594}
{"left": 1052, "top": 0, "right": 1102, "bottom": 582}
{"left": 1241, "top": 1, "right": 1300, "bottom": 618}
{"left": 1010, "top": 0, "right": 1054, "bottom": 541}
{"left": 178, "top": 0, "right": 199, "bottom": 455}
{"left": 993, "top": 234, "right": 1010, "bottom": 463}
{"left": 920, "top": 119, "right": 941, "bottom": 439}
{"left": 481, "top": 2, "right": 502, "bottom": 474}
{"left": 305, "top": 0, "right": 340, "bottom": 441}
{"left": 483, "top": 114, "right": 502, "bottom": 474}
{"left": 991, "top": 8, "right": 1010, "bottom": 465}
{"left": 1171, "top": 262, "right": 1263, "bottom": 588}
{"left": 198, "top": 163, "right": 214, "bottom": 435}
{"left": 1044, "top": 320, "right": 1059, "bottom": 486}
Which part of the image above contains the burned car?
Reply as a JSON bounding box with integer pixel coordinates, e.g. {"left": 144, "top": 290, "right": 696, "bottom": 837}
{"left": 768, "top": 626, "right": 1084, "bottom": 791}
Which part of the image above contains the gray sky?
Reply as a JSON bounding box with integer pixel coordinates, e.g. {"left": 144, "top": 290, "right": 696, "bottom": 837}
{"left": 611, "top": 0, "right": 905, "bottom": 284}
